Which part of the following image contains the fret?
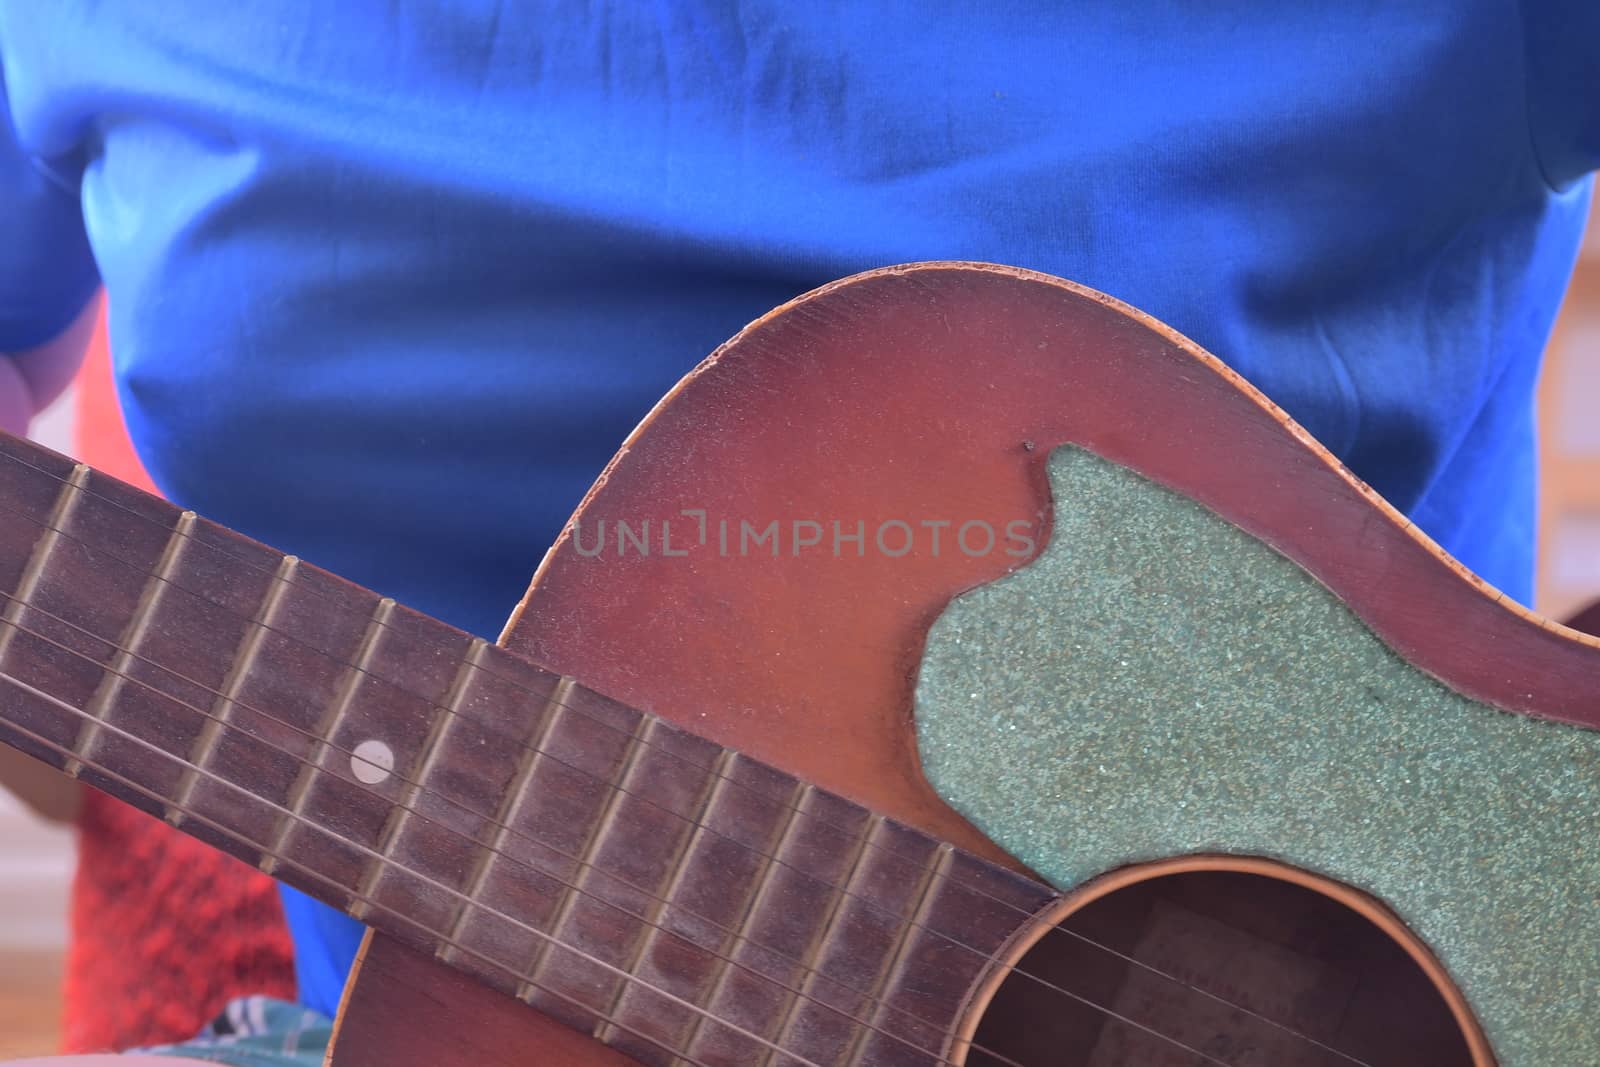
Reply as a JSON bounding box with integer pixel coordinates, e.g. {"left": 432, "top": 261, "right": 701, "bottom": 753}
{"left": 593, "top": 746, "right": 733, "bottom": 1048}
{"left": 248, "top": 575, "right": 426, "bottom": 900}
{"left": 77, "top": 512, "right": 279, "bottom": 807}
{"left": 849, "top": 851, "right": 1058, "bottom": 1067}
{"left": 364, "top": 648, "right": 561, "bottom": 976}
{"left": 437, "top": 673, "right": 574, "bottom": 966}
{"left": 261, "top": 597, "right": 395, "bottom": 877}
{"left": 778, "top": 820, "right": 953, "bottom": 1067}
{"left": 348, "top": 636, "right": 487, "bottom": 922}
{"left": 168, "top": 554, "right": 299, "bottom": 828}
{"left": 520, "top": 708, "right": 654, "bottom": 1003}
{"left": 671, "top": 784, "right": 873, "bottom": 1067}
{"left": 675, "top": 773, "right": 809, "bottom": 1065}
{"left": 840, "top": 844, "right": 954, "bottom": 1067}
{"left": 0, "top": 464, "right": 101, "bottom": 769}
{"left": 0, "top": 463, "right": 89, "bottom": 664}
{"left": 0, "top": 443, "right": 80, "bottom": 605}
{"left": 63, "top": 510, "right": 195, "bottom": 779}
{"left": 0, "top": 436, "right": 1063, "bottom": 1067}
{"left": 525, "top": 700, "right": 740, "bottom": 1052}
{"left": 756, "top": 810, "right": 883, "bottom": 1067}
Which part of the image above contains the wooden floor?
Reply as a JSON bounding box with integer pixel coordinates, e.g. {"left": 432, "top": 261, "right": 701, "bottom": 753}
{"left": 0, "top": 749, "right": 73, "bottom": 1062}
{"left": 0, "top": 951, "right": 63, "bottom": 1060}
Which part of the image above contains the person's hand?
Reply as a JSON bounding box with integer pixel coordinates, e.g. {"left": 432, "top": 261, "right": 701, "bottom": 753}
{"left": 0, "top": 291, "right": 99, "bottom": 434}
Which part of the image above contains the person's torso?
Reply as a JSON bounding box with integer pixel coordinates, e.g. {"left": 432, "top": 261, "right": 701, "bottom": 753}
{"left": 2, "top": 0, "right": 1589, "bottom": 1016}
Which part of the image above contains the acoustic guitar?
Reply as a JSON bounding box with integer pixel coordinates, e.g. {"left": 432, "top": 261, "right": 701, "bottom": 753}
{"left": 1, "top": 263, "right": 1594, "bottom": 1066}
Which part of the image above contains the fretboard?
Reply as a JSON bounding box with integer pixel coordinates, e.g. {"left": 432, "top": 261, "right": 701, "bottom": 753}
{"left": 0, "top": 432, "right": 1055, "bottom": 1067}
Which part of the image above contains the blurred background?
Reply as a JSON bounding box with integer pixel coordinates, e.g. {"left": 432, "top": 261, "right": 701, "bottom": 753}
{"left": 1, "top": 211, "right": 1597, "bottom": 1055}
{"left": 0, "top": 306, "right": 296, "bottom": 1059}
{"left": 0, "top": 361, "right": 77, "bottom": 1061}
{"left": 1540, "top": 217, "right": 1600, "bottom": 621}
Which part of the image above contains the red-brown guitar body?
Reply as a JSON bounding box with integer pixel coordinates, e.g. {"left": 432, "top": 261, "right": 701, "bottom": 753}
{"left": 325, "top": 264, "right": 1599, "bottom": 1066}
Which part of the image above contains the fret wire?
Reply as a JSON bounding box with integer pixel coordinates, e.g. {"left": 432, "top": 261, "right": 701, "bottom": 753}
{"left": 0, "top": 491, "right": 1009, "bottom": 1057}
{"left": 0, "top": 492, "right": 1360, "bottom": 1067}
{"left": 351, "top": 634, "right": 480, "bottom": 922}
{"left": 0, "top": 583, "right": 1363, "bottom": 1067}
{"left": 674, "top": 774, "right": 808, "bottom": 1065}
{"left": 522, "top": 711, "right": 655, "bottom": 1003}
{"left": 437, "top": 669, "right": 566, "bottom": 966}
{"left": 0, "top": 481, "right": 985, "bottom": 908}
{"left": 0, "top": 472, "right": 1365, "bottom": 1067}
{"left": 168, "top": 555, "right": 300, "bottom": 828}
{"left": 68, "top": 506, "right": 194, "bottom": 777}
{"left": 0, "top": 659, "right": 1076, "bottom": 1067}
{"left": 0, "top": 463, "right": 88, "bottom": 673}
{"left": 263, "top": 597, "right": 394, "bottom": 877}
{"left": 761, "top": 804, "right": 884, "bottom": 1067}
{"left": 0, "top": 463, "right": 90, "bottom": 778}
{"left": 593, "top": 745, "right": 733, "bottom": 1048}
{"left": 0, "top": 455, "right": 957, "bottom": 870}
{"left": 0, "top": 496, "right": 1008, "bottom": 988}
{"left": 0, "top": 579, "right": 1363, "bottom": 1067}
{"left": 0, "top": 693, "right": 819, "bottom": 1067}
{"left": 0, "top": 590, "right": 1042, "bottom": 1067}
{"left": 842, "top": 844, "right": 955, "bottom": 1067}
{"left": 0, "top": 476, "right": 969, "bottom": 878}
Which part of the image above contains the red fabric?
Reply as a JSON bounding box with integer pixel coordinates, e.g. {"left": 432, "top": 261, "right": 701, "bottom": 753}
{"left": 74, "top": 301, "right": 153, "bottom": 492}
{"left": 62, "top": 793, "right": 296, "bottom": 1053}
{"left": 60, "top": 303, "right": 296, "bottom": 1053}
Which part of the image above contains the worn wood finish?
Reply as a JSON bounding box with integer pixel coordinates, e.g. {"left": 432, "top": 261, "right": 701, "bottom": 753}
{"left": 507, "top": 264, "right": 1600, "bottom": 773}
{"left": 2, "top": 264, "right": 1575, "bottom": 1063}
{"left": 333, "top": 934, "right": 644, "bottom": 1067}
{"left": 328, "top": 264, "right": 1572, "bottom": 1065}
{"left": 336, "top": 834, "right": 1057, "bottom": 1067}
{"left": 0, "top": 421, "right": 1058, "bottom": 1066}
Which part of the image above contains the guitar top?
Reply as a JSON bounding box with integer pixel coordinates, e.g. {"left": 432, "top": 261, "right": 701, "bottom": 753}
{"left": 2, "top": 262, "right": 1597, "bottom": 1066}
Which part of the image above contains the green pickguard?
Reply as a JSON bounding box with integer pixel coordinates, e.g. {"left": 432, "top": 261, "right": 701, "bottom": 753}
{"left": 915, "top": 446, "right": 1600, "bottom": 1065}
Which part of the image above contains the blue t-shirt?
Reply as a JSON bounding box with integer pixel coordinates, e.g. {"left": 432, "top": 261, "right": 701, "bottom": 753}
{"left": 2, "top": 2, "right": 1596, "bottom": 1020}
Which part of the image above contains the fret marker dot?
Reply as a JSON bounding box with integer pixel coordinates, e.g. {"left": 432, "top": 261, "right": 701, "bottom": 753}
{"left": 351, "top": 740, "right": 395, "bottom": 785}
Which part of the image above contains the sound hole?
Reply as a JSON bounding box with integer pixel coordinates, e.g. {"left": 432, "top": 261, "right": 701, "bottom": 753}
{"left": 970, "top": 868, "right": 1476, "bottom": 1067}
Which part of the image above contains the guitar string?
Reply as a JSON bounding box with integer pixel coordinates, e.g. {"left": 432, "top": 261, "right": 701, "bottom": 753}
{"left": 0, "top": 596, "right": 1317, "bottom": 1067}
{"left": 0, "top": 454, "right": 1379, "bottom": 1066}
{"left": 0, "top": 698, "right": 886, "bottom": 1067}
{"left": 0, "top": 450, "right": 1322, "bottom": 892}
{"left": 0, "top": 518, "right": 1377, "bottom": 1067}
{"left": 0, "top": 667, "right": 1235, "bottom": 1067}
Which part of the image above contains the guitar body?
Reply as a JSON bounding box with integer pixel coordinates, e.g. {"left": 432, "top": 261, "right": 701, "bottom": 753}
{"left": 321, "top": 263, "right": 1600, "bottom": 1065}
{"left": 327, "top": 262, "right": 1046, "bottom": 1063}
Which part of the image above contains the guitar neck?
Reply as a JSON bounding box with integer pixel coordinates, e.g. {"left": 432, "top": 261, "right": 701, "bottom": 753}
{"left": 0, "top": 430, "right": 1052, "bottom": 1065}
